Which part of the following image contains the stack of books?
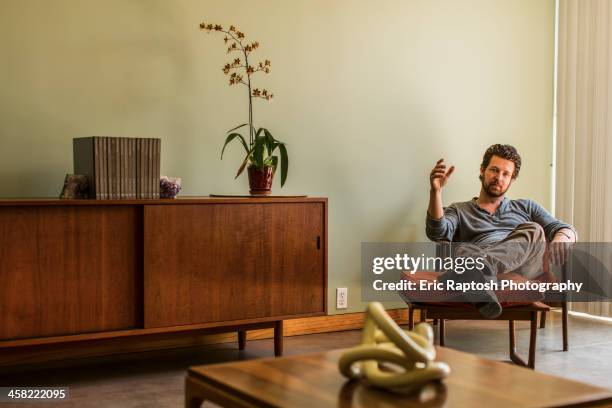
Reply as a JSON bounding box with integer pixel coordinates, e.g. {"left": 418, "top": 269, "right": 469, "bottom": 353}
{"left": 73, "top": 136, "right": 161, "bottom": 199}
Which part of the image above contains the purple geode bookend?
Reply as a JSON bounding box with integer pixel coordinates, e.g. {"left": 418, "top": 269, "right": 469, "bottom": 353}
{"left": 160, "top": 176, "right": 182, "bottom": 199}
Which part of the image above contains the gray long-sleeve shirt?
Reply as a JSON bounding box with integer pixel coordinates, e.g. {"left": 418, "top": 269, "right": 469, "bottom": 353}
{"left": 426, "top": 197, "right": 575, "bottom": 244}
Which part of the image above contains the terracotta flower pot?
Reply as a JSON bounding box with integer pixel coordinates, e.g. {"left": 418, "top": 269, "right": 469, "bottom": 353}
{"left": 248, "top": 165, "right": 274, "bottom": 195}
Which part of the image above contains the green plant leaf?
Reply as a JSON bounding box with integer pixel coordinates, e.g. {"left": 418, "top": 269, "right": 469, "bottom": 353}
{"left": 263, "top": 128, "right": 276, "bottom": 156}
{"left": 221, "top": 133, "right": 249, "bottom": 159}
{"left": 227, "top": 123, "right": 249, "bottom": 133}
{"left": 235, "top": 147, "right": 254, "bottom": 179}
{"left": 253, "top": 127, "right": 265, "bottom": 156}
{"left": 269, "top": 155, "right": 279, "bottom": 175}
{"left": 252, "top": 136, "right": 266, "bottom": 168}
{"left": 278, "top": 143, "right": 288, "bottom": 187}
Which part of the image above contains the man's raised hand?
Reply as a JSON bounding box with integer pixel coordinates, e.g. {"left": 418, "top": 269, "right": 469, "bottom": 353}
{"left": 430, "top": 159, "right": 455, "bottom": 192}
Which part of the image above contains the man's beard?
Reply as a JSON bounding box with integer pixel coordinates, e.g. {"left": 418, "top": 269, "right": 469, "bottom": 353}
{"left": 482, "top": 178, "right": 508, "bottom": 197}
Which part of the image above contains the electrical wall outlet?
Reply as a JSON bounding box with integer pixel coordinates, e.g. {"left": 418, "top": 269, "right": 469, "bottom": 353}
{"left": 336, "top": 287, "right": 348, "bottom": 309}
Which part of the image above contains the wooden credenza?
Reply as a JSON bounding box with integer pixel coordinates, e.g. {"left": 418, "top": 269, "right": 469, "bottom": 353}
{"left": 0, "top": 197, "right": 327, "bottom": 365}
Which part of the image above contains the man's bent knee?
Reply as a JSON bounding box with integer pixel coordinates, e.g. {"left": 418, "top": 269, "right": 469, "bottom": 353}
{"left": 514, "top": 222, "right": 546, "bottom": 242}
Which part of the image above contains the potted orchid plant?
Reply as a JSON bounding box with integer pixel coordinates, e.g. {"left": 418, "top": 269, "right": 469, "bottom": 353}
{"left": 200, "top": 22, "right": 288, "bottom": 195}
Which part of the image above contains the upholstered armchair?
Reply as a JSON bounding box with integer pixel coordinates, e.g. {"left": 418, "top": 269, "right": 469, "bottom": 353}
{"left": 399, "top": 240, "right": 569, "bottom": 369}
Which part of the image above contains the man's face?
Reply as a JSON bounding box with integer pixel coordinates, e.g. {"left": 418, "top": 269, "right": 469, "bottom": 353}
{"left": 480, "top": 155, "right": 515, "bottom": 197}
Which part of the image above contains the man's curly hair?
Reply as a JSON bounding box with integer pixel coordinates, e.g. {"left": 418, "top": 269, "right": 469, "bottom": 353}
{"left": 480, "top": 144, "right": 521, "bottom": 180}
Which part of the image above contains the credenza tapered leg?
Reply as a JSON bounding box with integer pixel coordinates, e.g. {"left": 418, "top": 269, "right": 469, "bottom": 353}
{"left": 274, "top": 320, "right": 284, "bottom": 356}
{"left": 238, "top": 330, "right": 246, "bottom": 351}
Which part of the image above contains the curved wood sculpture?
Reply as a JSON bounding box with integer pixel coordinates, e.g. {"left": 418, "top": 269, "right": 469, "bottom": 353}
{"left": 338, "top": 302, "right": 450, "bottom": 394}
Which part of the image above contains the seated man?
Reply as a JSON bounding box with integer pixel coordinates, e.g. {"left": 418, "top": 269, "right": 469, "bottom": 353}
{"left": 426, "top": 144, "right": 577, "bottom": 318}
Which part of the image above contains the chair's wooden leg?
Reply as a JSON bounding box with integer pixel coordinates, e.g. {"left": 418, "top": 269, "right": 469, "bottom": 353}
{"left": 539, "top": 311, "right": 546, "bottom": 329}
{"left": 528, "top": 311, "right": 538, "bottom": 369}
{"left": 562, "top": 302, "right": 569, "bottom": 351}
{"left": 238, "top": 330, "right": 246, "bottom": 350}
{"left": 439, "top": 319, "right": 445, "bottom": 346}
{"left": 508, "top": 320, "right": 527, "bottom": 367}
{"left": 274, "top": 320, "right": 284, "bottom": 357}
{"left": 408, "top": 306, "right": 414, "bottom": 331}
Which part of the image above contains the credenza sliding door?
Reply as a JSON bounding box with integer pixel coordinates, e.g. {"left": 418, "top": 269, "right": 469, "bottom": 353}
{"left": 143, "top": 202, "right": 325, "bottom": 328}
{"left": 0, "top": 206, "right": 142, "bottom": 340}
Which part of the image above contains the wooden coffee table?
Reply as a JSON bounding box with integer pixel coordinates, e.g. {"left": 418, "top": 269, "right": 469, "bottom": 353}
{"left": 186, "top": 347, "right": 612, "bottom": 408}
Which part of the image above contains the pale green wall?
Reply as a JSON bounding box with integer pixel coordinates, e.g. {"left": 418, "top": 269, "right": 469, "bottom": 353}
{"left": 0, "top": 0, "right": 554, "bottom": 314}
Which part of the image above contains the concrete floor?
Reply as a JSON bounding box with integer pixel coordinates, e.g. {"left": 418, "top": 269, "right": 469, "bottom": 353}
{"left": 1, "top": 312, "right": 611, "bottom": 407}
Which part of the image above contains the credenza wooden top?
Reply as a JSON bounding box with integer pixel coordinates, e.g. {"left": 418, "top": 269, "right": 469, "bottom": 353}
{"left": 0, "top": 196, "right": 327, "bottom": 206}
{"left": 187, "top": 347, "right": 612, "bottom": 408}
